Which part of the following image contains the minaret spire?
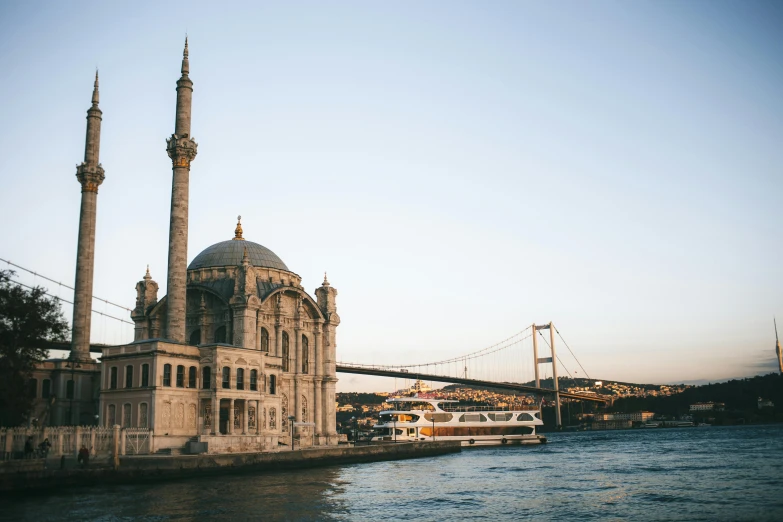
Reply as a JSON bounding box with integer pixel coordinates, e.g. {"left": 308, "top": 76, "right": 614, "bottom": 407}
{"left": 181, "top": 36, "right": 189, "bottom": 76}
{"left": 165, "top": 38, "right": 198, "bottom": 343}
{"left": 71, "top": 73, "right": 106, "bottom": 361}
{"left": 92, "top": 70, "right": 99, "bottom": 106}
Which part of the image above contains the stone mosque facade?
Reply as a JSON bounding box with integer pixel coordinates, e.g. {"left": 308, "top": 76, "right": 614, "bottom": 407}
{"left": 29, "top": 39, "right": 340, "bottom": 452}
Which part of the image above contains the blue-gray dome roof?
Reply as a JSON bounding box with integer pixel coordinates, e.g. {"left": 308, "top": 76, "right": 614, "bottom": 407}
{"left": 188, "top": 240, "right": 289, "bottom": 271}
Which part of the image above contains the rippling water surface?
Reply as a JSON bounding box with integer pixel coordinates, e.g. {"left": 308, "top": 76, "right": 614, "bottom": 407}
{"left": 5, "top": 424, "right": 783, "bottom": 521}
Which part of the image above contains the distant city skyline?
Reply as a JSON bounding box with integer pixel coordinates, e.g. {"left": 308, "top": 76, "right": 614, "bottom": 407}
{"left": 0, "top": 1, "right": 781, "bottom": 391}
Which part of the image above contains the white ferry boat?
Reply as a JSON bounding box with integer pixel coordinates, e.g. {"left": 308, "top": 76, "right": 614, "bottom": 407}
{"left": 371, "top": 397, "right": 547, "bottom": 446}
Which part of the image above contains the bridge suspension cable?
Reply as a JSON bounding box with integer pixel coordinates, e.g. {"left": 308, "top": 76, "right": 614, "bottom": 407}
{"left": 554, "top": 326, "right": 592, "bottom": 380}
{"left": 338, "top": 328, "right": 533, "bottom": 370}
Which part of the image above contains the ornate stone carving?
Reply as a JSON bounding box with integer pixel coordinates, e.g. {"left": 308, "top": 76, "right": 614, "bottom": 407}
{"left": 176, "top": 403, "right": 185, "bottom": 428}
{"left": 75, "top": 163, "right": 105, "bottom": 193}
{"left": 204, "top": 402, "right": 212, "bottom": 429}
{"left": 188, "top": 404, "right": 197, "bottom": 428}
{"left": 166, "top": 134, "right": 198, "bottom": 168}
{"left": 162, "top": 402, "right": 171, "bottom": 428}
{"left": 269, "top": 408, "right": 276, "bottom": 430}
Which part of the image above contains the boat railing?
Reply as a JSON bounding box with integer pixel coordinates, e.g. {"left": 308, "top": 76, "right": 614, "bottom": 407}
{"left": 440, "top": 405, "right": 539, "bottom": 413}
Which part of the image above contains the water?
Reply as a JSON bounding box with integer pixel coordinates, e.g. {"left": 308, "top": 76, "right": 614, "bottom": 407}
{"left": 5, "top": 425, "right": 783, "bottom": 521}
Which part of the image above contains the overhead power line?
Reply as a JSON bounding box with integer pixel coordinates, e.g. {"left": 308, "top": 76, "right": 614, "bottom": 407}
{"left": 6, "top": 278, "right": 134, "bottom": 326}
{"left": 1, "top": 257, "right": 132, "bottom": 313}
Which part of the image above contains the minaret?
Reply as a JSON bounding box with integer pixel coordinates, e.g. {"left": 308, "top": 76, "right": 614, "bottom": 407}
{"left": 776, "top": 318, "right": 782, "bottom": 374}
{"left": 71, "top": 71, "right": 105, "bottom": 361}
{"left": 165, "top": 37, "right": 198, "bottom": 342}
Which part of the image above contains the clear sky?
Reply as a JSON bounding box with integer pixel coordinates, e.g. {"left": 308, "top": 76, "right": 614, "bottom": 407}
{"left": 0, "top": 1, "right": 781, "bottom": 392}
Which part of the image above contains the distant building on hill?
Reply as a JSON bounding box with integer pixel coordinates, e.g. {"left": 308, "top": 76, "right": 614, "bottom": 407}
{"left": 594, "top": 412, "right": 655, "bottom": 422}
{"left": 689, "top": 402, "right": 725, "bottom": 412}
{"left": 758, "top": 398, "right": 774, "bottom": 409}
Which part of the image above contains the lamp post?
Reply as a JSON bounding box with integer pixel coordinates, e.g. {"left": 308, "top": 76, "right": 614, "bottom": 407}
{"left": 288, "top": 415, "right": 296, "bottom": 451}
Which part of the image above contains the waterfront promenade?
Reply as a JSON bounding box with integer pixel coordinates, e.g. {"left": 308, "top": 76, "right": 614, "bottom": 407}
{"left": 0, "top": 441, "right": 461, "bottom": 493}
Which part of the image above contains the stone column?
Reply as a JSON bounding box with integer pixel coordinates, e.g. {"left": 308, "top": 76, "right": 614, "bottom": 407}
{"left": 227, "top": 399, "right": 234, "bottom": 435}
{"left": 314, "top": 322, "right": 323, "bottom": 439}
{"left": 243, "top": 400, "right": 249, "bottom": 434}
{"left": 294, "top": 326, "right": 301, "bottom": 422}
{"left": 212, "top": 395, "right": 219, "bottom": 435}
{"left": 164, "top": 38, "right": 198, "bottom": 343}
{"left": 71, "top": 72, "right": 105, "bottom": 362}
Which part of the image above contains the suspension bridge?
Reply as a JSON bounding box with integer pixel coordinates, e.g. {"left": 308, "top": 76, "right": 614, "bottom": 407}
{"left": 3, "top": 257, "right": 609, "bottom": 429}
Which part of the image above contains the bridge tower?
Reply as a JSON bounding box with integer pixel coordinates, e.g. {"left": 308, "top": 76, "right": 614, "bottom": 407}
{"left": 775, "top": 318, "right": 782, "bottom": 374}
{"left": 533, "top": 322, "right": 562, "bottom": 428}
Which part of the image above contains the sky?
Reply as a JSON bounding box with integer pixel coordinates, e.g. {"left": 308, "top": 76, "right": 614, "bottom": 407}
{"left": 0, "top": 1, "right": 781, "bottom": 392}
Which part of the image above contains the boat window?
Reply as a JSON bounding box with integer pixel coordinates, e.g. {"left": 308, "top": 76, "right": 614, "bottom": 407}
{"left": 488, "top": 413, "right": 513, "bottom": 422}
{"left": 458, "top": 413, "right": 487, "bottom": 423}
{"left": 517, "top": 413, "right": 536, "bottom": 422}
{"left": 388, "top": 402, "right": 435, "bottom": 412}
{"left": 424, "top": 413, "right": 453, "bottom": 423}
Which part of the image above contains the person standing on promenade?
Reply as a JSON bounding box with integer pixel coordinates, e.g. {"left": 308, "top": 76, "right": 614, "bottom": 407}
{"left": 77, "top": 445, "right": 89, "bottom": 468}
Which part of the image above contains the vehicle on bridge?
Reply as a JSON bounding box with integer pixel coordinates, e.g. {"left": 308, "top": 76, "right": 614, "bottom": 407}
{"left": 371, "top": 397, "right": 547, "bottom": 446}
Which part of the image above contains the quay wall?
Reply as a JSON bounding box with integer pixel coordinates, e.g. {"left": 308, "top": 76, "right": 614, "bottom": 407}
{"left": 0, "top": 441, "right": 461, "bottom": 493}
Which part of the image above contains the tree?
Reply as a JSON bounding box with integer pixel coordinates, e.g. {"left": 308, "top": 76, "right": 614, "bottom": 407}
{"left": 0, "top": 270, "right": 69, "bottom": 426}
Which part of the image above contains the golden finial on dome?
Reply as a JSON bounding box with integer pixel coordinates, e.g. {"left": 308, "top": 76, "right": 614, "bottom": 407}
{"left": 233, "top": 215, "right": 244, "bottom": 240}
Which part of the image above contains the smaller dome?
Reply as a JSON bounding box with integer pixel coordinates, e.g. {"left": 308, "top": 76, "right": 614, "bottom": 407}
{"left": 188, "top": 240, "right": 289, "bottom": 271}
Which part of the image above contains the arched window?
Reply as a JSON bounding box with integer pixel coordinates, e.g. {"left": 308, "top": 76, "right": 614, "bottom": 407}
{"left": 302, "top": 335, "right": 309, "bottom": 374}
{"left": 139, "top": 403, "right": 148, "bottom": 428}
{"left": 236, "top": 368, "right": 245, "bottom": 390}
{"left": 222, "top": 367, "right": 230, "bottom": 389}
{"left": 66, "top": 380, "right": 74, "bottom": 399}
{"left": 42, "top": 379, "right": 51, "bottom": 399}
{"left": 107, "top": 404, "right": 116, "bottom": 426}
{"left": 282, "top": 332, "right": 290, "bottom": 372}
{"left": 125, "top": 365, "right": 134, "bottom": 388}
{"left": 163, "top": 364, "right": 172, "bottom": 386}
{"left": 302, "top": 395, "right": 308, "bottom": 422}
{"left": 189, "top": 329, "right": 201, "bottom": 346}
{"left": 188, "top": 366, "right": 197, "bottom": 388}
{"left": 141, "top": 364, "right": 149, "bottom": 387}
{"left": 176, "top": 365, "right": 185, "bottom": 387}
{"left": 250, "top": 369, "right": 258, "bottom": 391}
{"left": 260, "top": 327, "right": 269, "bottom": 352}
{"left": 110, "top": 367, "right": 118, "bottom": 389}
{"left": 27, "top": 378, "right": 37, "bottom": 398}
{"left": 122, "top": 403, "right": 132, "bottom": 427}
{"left": 269, "top": 374, "right": 276, "bottom": 395}
{"left": 215, "top": 325, "right": 227, "bottom": 344}
{"left": 202, "top": 367, "right": 211, "bottom": 389}
{"left": 281, "top": 394, "right": 289, "bottom": 432}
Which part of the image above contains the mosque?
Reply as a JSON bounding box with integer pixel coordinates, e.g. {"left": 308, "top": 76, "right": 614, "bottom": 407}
{"left": 28, "top": 39, "right": 340, "bottom": 452}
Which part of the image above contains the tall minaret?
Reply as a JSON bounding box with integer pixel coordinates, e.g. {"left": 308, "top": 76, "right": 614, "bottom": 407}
{"left": 164, "top": 38, "right": 198, "bottom": 343}
{"left": 775, "top": 318, "right": 782, "bottom": 374}
{"left": 71, "top": 72, "right": 105, "bottom": 361}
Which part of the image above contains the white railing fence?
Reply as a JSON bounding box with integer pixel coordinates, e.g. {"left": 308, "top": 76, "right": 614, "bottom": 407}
{"left": 1, "top": 426, "right": 153, "bottom": 460}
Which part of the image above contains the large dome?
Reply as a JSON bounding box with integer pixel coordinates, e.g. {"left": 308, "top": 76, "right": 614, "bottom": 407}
{"left": 188, "top": 240, "right": 289, "bottom": 271}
